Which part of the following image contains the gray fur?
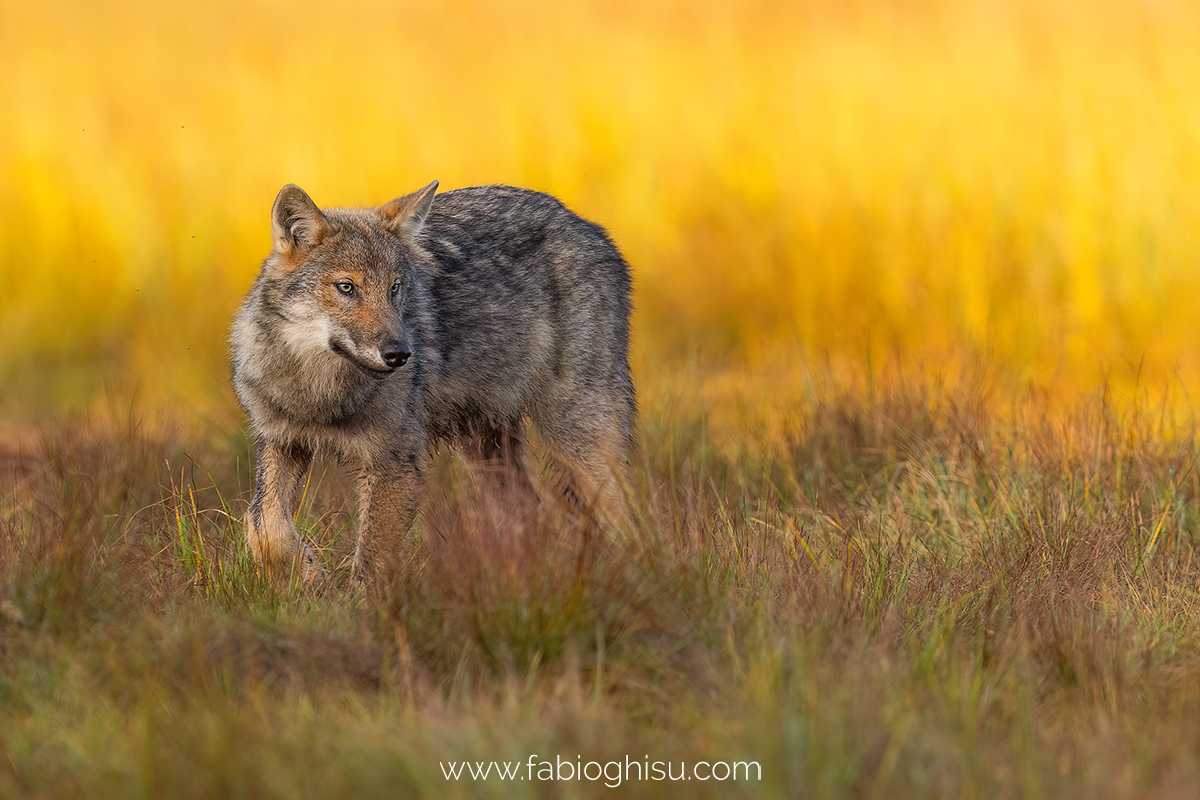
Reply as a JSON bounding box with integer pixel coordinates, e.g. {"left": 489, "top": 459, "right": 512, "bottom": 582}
{"left": 231, "top": 181, "right": 635, "bottom": 586}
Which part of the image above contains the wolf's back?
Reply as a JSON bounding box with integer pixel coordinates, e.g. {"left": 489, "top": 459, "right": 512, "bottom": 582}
{"left": 412, "top": 186, "right": 635, "bottom": 446}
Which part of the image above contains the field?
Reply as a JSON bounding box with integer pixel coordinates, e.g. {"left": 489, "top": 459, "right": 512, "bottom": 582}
{"left": 6, "top": 0, "right": 1200, "bottom": 796}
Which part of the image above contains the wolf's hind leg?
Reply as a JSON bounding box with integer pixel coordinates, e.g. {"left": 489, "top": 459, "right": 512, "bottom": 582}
{"left": 247, "top": 437, "right": 320, "bottom": 585}
{"left": 535, "top": 398, "right": 634, "bottom": 530}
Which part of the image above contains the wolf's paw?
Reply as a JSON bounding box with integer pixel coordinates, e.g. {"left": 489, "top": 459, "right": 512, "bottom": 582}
{"left": 299, "top": 543, "right": 329, "bottom": 587}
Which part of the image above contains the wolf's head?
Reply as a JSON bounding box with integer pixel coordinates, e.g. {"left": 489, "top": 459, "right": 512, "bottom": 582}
{"left": 260, "top": 181, "right": 438, "bottom": 381}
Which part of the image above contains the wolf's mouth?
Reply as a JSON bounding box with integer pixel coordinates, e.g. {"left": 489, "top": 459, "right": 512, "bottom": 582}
{"left": 330, "top": 341, "right": 395, "bottom": 381}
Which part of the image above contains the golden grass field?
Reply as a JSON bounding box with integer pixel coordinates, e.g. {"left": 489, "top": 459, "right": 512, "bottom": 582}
{"left": 7, "top": 0, "right": 1200, "bottom": 797}
{"left": 5, "top": 0, "right": 1200, "bottom": 415}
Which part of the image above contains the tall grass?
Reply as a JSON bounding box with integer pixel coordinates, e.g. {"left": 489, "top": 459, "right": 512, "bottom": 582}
{"left": 6, "top": 373, "right": 1200, "bottom": 797}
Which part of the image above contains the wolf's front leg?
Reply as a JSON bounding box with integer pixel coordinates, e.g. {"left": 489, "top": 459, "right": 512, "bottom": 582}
{"left": 350, "top": 457, "right": 425, "bottom": 588}
{"left": 247, "top": 436, "right": 321, "bottom": 586}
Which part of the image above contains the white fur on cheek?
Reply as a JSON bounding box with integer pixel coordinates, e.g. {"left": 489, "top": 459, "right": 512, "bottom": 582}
{"left": 280, "top": 312, "right": 333, "bottom": 358}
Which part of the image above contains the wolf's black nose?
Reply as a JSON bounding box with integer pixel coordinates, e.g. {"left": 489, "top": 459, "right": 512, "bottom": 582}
{"left": 382, "top": 341, "right": 411, "bottom": 369}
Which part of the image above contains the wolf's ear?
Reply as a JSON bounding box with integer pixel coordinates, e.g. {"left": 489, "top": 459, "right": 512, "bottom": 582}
{"left": 381, "top": 180, "right": 438, "bottom": 239}
{"left": 271, "top": 184, "right": 332, "bottom": 255}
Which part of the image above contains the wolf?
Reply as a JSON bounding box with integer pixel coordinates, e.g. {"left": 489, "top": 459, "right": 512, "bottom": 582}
{"left": 230, "top": 180, "right": 635, "bottom": 587}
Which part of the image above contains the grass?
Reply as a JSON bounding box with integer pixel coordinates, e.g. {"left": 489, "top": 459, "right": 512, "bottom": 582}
{"left": 5, "top": 0, "right": 1200, "bottom": 410}
{"left": 6, "top": 373, "right": 1200, "bottom": 798}
{"left": 8, "top": 0, "right": 1200, "bottom": 795}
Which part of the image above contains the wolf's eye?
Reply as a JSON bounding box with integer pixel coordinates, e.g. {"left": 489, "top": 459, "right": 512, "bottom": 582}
{"left": 335, "top": 281, "right": 355, "bottom": 296}
{"left": 391, "top": 280, "right": 401, "bottom": 297}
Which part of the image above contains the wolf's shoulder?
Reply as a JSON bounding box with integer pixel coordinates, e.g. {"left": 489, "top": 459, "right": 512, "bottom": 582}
{"left": 431, "top": 185, "right": 576, "bottom": 220}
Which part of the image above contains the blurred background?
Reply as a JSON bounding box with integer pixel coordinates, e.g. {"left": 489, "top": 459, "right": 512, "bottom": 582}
{"left": 3, "top": 0, "right": 1200, "bottom": 426}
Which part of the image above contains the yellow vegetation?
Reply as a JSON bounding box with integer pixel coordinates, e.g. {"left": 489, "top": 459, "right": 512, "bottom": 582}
{"left": 10, "top": 6, "right": 1200, "bottom": 791}
{"left": 4, "top": 0, "right": 1200, "bottom": 419}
